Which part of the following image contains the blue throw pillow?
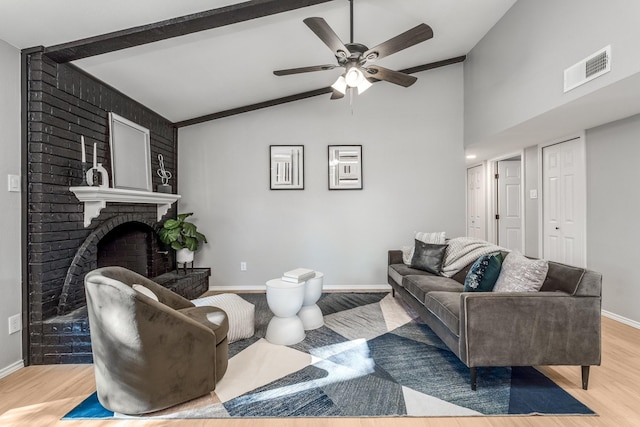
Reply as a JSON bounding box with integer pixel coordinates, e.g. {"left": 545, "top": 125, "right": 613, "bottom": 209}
{"left": 464, "top": 252, "right": 503, "bottom": 292}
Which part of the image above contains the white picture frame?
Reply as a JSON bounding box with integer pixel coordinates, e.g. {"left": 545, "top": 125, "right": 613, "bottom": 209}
{"left": 270, "top": 145, "right": 304, "bottom": 190}
{"left": 328, "top": 145, "right": 363, "bottom": 190}
{"left": 108, "top": 112, "right": 152, "bottom": 191}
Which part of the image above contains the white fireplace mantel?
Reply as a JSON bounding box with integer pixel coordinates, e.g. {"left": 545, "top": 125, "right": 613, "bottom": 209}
{"left": 70, "top": 186, "right": 181, "bottom": 227}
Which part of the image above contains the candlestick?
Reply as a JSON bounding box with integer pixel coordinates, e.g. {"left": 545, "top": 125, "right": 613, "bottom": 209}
{"left": 81, "top": 136, "right": 86, "bottom": 163}
{"left": 93, "top": 142, "right": 97, "bottom": 168}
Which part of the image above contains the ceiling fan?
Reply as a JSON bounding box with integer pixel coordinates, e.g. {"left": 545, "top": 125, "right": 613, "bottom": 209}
{"left": 273, "top": 0, "right": 433, "bottom": 99}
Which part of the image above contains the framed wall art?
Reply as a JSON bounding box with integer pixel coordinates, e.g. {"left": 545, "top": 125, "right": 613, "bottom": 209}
{"left": 328, "top": 145, "right": 363, "bottom": 190}
{"left": 270, "top": 145, "right": 304, "bottom": 190}
{"left": 108, "top": 112, "right": 152, "bottom": 191}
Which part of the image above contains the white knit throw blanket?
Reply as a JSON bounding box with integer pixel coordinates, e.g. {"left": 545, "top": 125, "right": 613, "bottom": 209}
{"left": 441, "top": 237, "right": 505, "bottom": 277}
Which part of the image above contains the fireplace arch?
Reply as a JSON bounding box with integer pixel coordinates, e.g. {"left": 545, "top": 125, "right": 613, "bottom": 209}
{"left": 57, "top": 214, "right": 169, "bottom": 315}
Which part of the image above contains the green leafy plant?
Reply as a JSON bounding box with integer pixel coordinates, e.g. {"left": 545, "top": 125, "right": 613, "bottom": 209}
{"left": 158, "top": 212, "right": 208, "bottom": 251}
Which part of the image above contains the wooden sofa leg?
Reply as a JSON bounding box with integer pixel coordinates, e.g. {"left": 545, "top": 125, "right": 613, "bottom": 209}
{"left": 470, "top": 367, "right": 477, "bottom": 391}
{"left": 581, "top": 366, "right": 590, "bottom": 390}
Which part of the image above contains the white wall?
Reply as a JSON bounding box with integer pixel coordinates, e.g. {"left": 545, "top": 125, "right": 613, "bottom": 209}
{"left": 178, "top": 65, "right": 466, "bottom": 287}
{"left": 586, "top": 114, "right": 640, "bottom": 325}
{"left": 464, "top": 0, "right": 640, "bottom": 147}
{"left": 0, "top": 39, "right": 23, "bottom": 375}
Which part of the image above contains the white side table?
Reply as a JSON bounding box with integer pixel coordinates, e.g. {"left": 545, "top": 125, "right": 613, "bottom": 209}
{"left": 265, "top": 278, "right": 306, "bottom": 345}
{"left": 298, "top": 272, "right": 324, "bottom": 330}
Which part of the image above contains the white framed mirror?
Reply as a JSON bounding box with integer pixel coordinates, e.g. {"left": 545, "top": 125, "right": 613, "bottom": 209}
{"left": 108, "top": 112, "right": 152, "bottom": 191}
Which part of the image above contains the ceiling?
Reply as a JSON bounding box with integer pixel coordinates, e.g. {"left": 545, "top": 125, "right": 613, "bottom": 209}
{"left": 0, "top": 0, "right": 516, "bottom": 124}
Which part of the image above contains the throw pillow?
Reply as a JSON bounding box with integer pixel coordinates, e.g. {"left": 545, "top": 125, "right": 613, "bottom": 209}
{"left": 402, "top": 231, "right": 446, "bottom": 264}
{"left": 411, "top": 240, "right": 448, "bottom": 275}
{"left": 493, "top": 251, "right": 549, "bottom": 292}
{"left": 463, "top": 252, "right": 503, "bottom": 292}
{"left": 132, "top": 284, "right": 159, "bottom": 301}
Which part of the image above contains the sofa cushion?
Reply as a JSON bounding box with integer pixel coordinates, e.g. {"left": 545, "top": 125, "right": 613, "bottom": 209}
{"left": 424, "top": 291, "right": 460, "bottom": 337}
{"left": 388, "top": 263, "right": 432, "bottom": 287}
{"left": 463, "top": 252, "right": 503, "bottom": 292}
{"left": 411, "top": 241, "right": 448, "bottom": 275}
{"left": 493, "top": 251, "right": 549, "bottom": 293}
{"left": 403, "top": 274, "right": 463, "bottom": 304}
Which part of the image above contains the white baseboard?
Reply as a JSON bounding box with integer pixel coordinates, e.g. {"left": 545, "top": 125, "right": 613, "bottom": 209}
{"left": 602, "top": 310, "right": 640, "bottom": 330}
{"left": 0, "top": 360, "right": 24, "bottom": 379}
{"left": 209, "top": 284, "right": 392, "bottom": 292}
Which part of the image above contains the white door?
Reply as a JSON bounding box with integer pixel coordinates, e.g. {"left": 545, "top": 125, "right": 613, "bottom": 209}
{"left": 497, "top": 160, "right": 522, "bottom": 251}
{"left": 542, "top": 138, "right": 586, "bottom": 267}
{"left": 467, "top": 165, "right": 485, "bottom": 239}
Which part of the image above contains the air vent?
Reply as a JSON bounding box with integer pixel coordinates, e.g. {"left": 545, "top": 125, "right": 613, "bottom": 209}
{"left": 564, "top": 45, "right": 611, "bottom": 92}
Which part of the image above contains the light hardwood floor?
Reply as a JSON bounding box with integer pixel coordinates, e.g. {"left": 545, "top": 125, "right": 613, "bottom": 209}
{"left": 1, "top": 316, "right": 638, "bottom": 427}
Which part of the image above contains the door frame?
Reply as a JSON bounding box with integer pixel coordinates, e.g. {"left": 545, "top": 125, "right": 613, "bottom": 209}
{"left": 486, "top": 150, "right": 525, "bottom": 252}
{"left": 537, "top": 132, "right": 587, "bottom": 266}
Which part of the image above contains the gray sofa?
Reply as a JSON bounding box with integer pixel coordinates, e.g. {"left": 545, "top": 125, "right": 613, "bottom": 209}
{"left": 387, "top": 249, "right": 602, "bottom": 390}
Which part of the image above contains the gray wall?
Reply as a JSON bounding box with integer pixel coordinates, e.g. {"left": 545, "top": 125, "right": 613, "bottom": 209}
{"left": 178, "top": 64, "right": 466, "bottom": 287}
{"left": 586, "top": 114, "right": 640, "bottom": 323}
{"left": 523, "top": 145, "right": 539, "bottom": 258}
{"left": 464, "top": 0, "right": 640, "bottom": 147}
{"left": 0, "top": 39, "right": 22, "bottom": 373}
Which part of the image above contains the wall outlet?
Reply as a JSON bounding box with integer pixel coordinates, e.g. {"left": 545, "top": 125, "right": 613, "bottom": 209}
{"left": 240, "top": 261, "right": 247, "bottom": 271}
{"left": 8, "top": 314, "right": 21, "bottom": 335}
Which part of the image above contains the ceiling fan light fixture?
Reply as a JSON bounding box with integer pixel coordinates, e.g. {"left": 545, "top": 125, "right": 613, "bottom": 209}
{"left": 357, "top": 77, "right": 372, "bottom": 94}
{"left": 344, "top": 66, "right": 364, "bottom": 87}
{"left": 331, "top": 75, "right": 347, "bottom": 94}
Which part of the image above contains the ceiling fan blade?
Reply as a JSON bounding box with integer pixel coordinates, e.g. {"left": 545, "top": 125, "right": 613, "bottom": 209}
{"left": 363, "top": 66, "right": 417, "bottom": 87}
{"left": 362, "top": 23, "right": 433, "bottom": 62}
{"left": 303, "top": 17, "right": 351, "bottom": 60}
{"left": 274, "top": 64, "right": 337, "bottom": 76}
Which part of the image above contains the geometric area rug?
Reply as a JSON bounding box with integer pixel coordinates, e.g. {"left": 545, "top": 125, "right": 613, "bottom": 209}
{"left": 63, "top": 293, "right": 594, "bottom": 419}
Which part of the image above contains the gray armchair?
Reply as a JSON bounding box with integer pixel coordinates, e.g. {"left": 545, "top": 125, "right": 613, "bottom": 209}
{"left": 85, "top": 266, "right": 228, "bottom": 415}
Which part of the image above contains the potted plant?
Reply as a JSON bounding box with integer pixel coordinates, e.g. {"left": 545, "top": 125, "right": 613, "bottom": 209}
{"left": 158, "top": 212, "right": 208, "bottom": 265}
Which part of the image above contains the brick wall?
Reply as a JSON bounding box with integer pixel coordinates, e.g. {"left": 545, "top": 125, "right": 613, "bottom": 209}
{"left": 25, "top": 49, "right": 179, "bottom": 364}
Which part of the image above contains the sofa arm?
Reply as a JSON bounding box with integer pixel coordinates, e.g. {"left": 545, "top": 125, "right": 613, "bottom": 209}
{"left": 459, "top": 292, "right": 601, "bottom": 368}
{"left": 388, "top": 250, "right": 404, "bottom": 265}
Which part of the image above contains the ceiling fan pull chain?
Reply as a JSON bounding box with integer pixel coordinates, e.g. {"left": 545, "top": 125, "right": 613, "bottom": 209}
{"left": 349, "top": 87, "right": 354, "bottom": 115}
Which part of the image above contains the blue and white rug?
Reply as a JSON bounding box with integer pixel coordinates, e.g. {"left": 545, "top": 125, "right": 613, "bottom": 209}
{"left": 64, "top": 293, "right": 594, "bottom": 419}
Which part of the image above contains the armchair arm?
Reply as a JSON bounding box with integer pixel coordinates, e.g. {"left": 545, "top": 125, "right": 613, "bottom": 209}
{"left": 459, "top": 292, "right": 601, "bottom": 368}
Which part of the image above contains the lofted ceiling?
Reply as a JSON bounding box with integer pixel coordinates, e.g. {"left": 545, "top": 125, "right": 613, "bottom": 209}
{"left": 0, "top": 0, "right": 517, "bottom": 124}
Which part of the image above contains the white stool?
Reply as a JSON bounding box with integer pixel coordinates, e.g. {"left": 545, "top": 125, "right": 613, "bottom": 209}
{"left": 298, "top": 272, "right": 324, "bottom": 330}
{"left": 265, "top": 279, "right": 305, "bottom": 345}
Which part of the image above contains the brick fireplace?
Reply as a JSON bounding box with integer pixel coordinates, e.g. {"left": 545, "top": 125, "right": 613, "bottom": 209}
{"left": 23, "top": 50, "right": 209, "bottom": 364}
